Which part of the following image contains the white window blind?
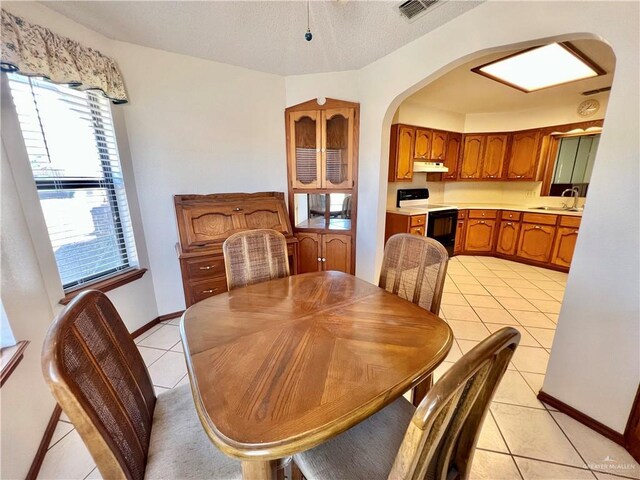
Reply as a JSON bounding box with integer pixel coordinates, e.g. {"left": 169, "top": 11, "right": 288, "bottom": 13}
{"left": 7, "top": 73, "right": 138, "bottom": 290}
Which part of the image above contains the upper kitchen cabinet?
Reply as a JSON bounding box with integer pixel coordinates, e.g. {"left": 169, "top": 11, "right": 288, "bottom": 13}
{"left": 443, "top": 132, "right": 461, "bottom": 180}
{"left": 286, "top": 99, "right": 358, "bottom": 190}
{"left": 389, "top": 124, "right": 415, "bottom": 181}
{"left": 507, "top": 130, "right": 542, "bottom": 180}
{"left": 430, "top": 130, "right": 448, "bottom": 161}
{"left": 481, "top": 134, "right": 509, "bottom": 179}
{"left": 413, "top": 128, "right": 431, "bottom": 160}
{"left": 460, "top": 135, "right": 484, "bottom": 179}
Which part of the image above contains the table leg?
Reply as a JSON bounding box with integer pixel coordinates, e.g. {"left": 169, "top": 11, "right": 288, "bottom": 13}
{"left": 412, "top": 374, "right": 434, "bottom": 407}
{"left": 242, "top": 460, "right": 277, "bottom": 480}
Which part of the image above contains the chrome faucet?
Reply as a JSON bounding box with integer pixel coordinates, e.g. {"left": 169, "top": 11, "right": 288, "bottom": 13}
{"left": 561, "top": 187, "right": 580, "bottom": 210}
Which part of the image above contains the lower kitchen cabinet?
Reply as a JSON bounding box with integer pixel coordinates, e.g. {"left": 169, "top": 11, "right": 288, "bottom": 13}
{"left": 385, "top": 212, "right": 426, "bottom": 242}
{"left": 551, "top": 227, "right": 579, "bottom": 267}
{"left": 495, "top": 220, "right": 521, "bottom": 256}
{"left": 464, "top": 219, "right": 496, "bottom": 252}
{"left": 297, "top": 232, "right": 352, "bottom": 273}
{"left": 516, "top": 223, "right": 556, "bottom": 263}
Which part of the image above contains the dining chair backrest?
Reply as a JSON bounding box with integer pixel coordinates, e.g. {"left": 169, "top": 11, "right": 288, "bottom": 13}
{"left": 389, "top": 327, "right": 520, "bottom": 480}
{"left": 223, "top": 229, "right": 290, "bottom": 290}
{"left": 379, "top": 233, "right": 449, "bottom": 315}
{"left": 42, "top": 290, "right": 156, "bottom": 480}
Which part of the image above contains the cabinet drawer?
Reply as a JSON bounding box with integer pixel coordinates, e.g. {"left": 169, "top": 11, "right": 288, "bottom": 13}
{"left": 501, "top": 210, "right": 522, "bottom": 221}
{"left": 468, "top": 209, "right": 498, "bottom": 219}
{"left": 457, "top": 209, "right": 467, "bottom": 219}
{"left": 522, "top": 213, "right": 557, "bottom": 225}
{"left": 560, "top": 216, "right": 582, "bottom": 228}
{"left": 409, "top": 226, "right": 425, "bottom": 236}
{"left": 410, "top": 215, "right": 426, "bottom": 227}
{"left": 184, "top": 255, "right": 226, "bottom": 281}
{"left": 188, "top": 277, "right": 227, "bottom": 304}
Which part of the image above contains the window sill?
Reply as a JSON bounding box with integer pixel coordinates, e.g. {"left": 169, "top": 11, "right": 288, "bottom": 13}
{"left": 0, "top": 341, "right": 30, "bottom": 387}
{"left": 59, "top": 268, "right": 148, "bottom": 305}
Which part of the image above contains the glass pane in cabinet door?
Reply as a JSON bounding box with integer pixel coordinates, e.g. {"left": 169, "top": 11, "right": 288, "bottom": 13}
{"left": 325, "top": 112, "right": 351, "bottom": 187}
{"left": 294, "top": 193, "right": 327, "bottom": 229}
{"left": 294, "top": 115, "right": 318, "bottom": 186}
{"left": 327, "top": 193, "right": 352, "bottom": 231}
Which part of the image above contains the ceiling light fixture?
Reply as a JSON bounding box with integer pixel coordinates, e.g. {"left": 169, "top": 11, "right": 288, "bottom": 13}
{"left": 305, "top": 0, "right": 313, "bottom": 41}
{"left": 472, "top": 42, "right": 605, "bottom": 93}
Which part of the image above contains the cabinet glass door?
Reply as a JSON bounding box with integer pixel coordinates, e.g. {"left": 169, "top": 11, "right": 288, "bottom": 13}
{"left": 290, "top": 111, "right": 321, "bottom": 189}
{"left": 294, "top": 193, "right": 352, "bottom": 230}
{"left": 323, "top": 109, "right": 353, "bottom": 189}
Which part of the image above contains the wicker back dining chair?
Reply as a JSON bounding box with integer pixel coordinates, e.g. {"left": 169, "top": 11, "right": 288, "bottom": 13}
{"left": 379, "top": 233, "right": 449, "bottom": 315}
{"left": 42, "top": 290, "right": 241, "bottom": 480}
{"left": 223, "top": 229, "right": 290, "bottom": 290}
{"left": 293, "top": 327, "right": 520, "bottom": 480}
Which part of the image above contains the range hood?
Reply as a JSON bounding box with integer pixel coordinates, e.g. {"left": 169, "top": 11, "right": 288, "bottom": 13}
{"left": 413, "top": 161, "right": 449, "bottom": 173}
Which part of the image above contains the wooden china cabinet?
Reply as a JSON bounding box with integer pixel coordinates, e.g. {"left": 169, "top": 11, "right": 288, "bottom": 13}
{"left": 285, "top": 98, "right": 359, "bottom": 274}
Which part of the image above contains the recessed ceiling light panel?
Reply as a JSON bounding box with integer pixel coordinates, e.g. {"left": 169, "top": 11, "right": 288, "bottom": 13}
{"left": 472, "top": 43, "right": 605, "bottom": 93}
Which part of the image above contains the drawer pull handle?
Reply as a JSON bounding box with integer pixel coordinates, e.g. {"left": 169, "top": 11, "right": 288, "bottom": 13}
{"left": 233, "top": 207, "right": 243, "bottom": 212}
{"left": 506, "top": 222, "right": 513, "bottom": 226}
{"left": 202, "top": 288, "right": 218, "bottom": 294}
{"left": 534, "top": 225, "right": 541, "bottom": 229}
{"left": 479, "top": 221, "right": 485, "bottom": 224}
{"left": 199, "top": 265, "right": 216, "bottom": 270}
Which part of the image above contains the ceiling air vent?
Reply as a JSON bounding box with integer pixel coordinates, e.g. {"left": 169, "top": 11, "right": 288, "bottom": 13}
{"left": 396, "top": 0, "right": 442, "bottom": 22}
{"left": 582, "top": 86, "right": 611, "bottom": 96}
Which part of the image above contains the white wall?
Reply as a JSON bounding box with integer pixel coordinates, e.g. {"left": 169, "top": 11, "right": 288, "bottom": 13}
{"left": 394, "top": 102, "right": 466, "bottom": 132}
{"left": 287, "top": 1, "right": 639, "bottom": 433}
{"left": 113, "top": 41, "right": 286, "bottom": 314}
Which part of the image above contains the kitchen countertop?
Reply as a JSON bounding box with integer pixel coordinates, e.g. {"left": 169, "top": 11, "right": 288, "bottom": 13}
{"left": 387, "top": 203, "right": 583, "bottom": 217}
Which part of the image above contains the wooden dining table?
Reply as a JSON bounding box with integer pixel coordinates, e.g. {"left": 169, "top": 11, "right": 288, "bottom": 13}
{"left": 180, "top": 271, "right": 453, "bottom": 479}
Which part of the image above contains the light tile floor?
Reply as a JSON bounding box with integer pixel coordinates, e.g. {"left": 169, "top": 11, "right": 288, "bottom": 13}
{"left": 38, "top": 257, "right": 639, "bottom": 480}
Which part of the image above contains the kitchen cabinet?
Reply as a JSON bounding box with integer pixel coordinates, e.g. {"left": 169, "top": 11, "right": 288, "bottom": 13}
{"left": 454, "top": 210, "right": 467, "bottom": 255}
{"left": 443, "top": 132, "right": 462, "bottom": 180}
{"left": 430, "top": 130, "right": 448, "bottom": 161}
{"left": 507, "top": 130, "right": 541, "bottom": 179}
{"left": 551, "top": 216, "right": 581, "bottom": 267}
{"left": 414, "top": 128, "right": 431, "bottom": 160}
{"left": 464, "top": 218, "right": 496, "bottom": 252}
{"left": 460, "top": 135, "right": 484, "bottom": 179}
{"left": 287, "top": 107, "right": 356, "bottom": 189}
{"left": 482, "top": 134, "right": 509, "bottom": 179}
{"left": 385, "top": 212, "right": 426, "bottom": 242}
{"left": 389, "top": 124, "right": 415, "bottom": 181}
{"left": 516, "top": 214, "right": 557, "bottom": 263}
{"left": 496, "top": 220, "right": 521, "bottom": 256}
{"left": 297, "top": 232, "right": 352, "bottom": 273}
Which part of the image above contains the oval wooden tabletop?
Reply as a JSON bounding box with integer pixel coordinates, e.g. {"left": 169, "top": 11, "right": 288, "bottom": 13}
{"left": 180, "top": 271, "right": 453, "bottom": 460}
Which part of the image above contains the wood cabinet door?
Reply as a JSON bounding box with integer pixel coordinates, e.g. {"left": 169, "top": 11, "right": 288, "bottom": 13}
{"left": 464, "top": 219, "right": 496, "bottom": 252}
{"left": 482, "top": 134, "right": 508, "bottom": 179}
{"left": 517, "top": 224, "right": 556, "bottom": 263}
{"left": 495, "top": 221, "right": 521, "bottom": 256}
{"left": 507, "top": 130, "right": 541, "bottom": 179}
{"left": 297, "top": 233, "right": 321, "bottom": 273}
{"left": 430, "top": 130, "right": 448, "bottom": 161}
{"left": 454, "top": 218, "right": 466, "bottom": 254}
{"left": 443, "top": 132, "right": 461, "bottom": 179}
{"left": 289, "top": 111, "right": 322, "bottom": 189}
{"left": 414, "top": 128, "right": 432, "bottom": 160}
{"left": 393, "top": 125, "right": 415, "bottom": 181}
{"left": 322, "top": 108, "right": 354, "bottom": 189}
{"left": 460, "top": 135, "right": 484, "bottom": 179}
{"left": 551, "top": 227, "right": 579, "bottom": 267}
{"left": 322, "top": 234, "right": 352, "bottom": 273}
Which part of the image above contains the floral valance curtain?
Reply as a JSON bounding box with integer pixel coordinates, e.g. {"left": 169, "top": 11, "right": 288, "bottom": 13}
{"left": 1, "top": 9, "right": 128, "bottom": 104}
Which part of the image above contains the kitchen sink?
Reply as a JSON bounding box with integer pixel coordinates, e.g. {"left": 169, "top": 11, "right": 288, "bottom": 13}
{"left": 532, "top": 206, "right": 583, "bottom": 212}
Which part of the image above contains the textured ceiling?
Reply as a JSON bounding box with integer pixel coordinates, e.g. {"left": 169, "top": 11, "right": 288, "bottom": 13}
{"left": 43, "top": 0, "right": 483, "bottom": 76}
{"left": 404, "top": 39, "right": 616, "bottom": 114}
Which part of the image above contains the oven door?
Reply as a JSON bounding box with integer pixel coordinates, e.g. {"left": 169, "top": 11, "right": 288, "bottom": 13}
{"left": 427, "top": 209, "right": 458, "bottom": 255}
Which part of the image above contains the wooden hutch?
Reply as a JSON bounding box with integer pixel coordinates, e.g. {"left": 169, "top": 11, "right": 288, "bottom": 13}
{"left": 174, "top": 192, "right": 298, "bottom": 307}
{"left": 285, "top": 98, "right": 359, "bottom": 274}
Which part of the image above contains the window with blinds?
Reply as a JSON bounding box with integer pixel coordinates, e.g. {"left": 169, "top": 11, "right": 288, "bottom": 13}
{"left": 7, "top": 73, "right": 139, "bottom": 290}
